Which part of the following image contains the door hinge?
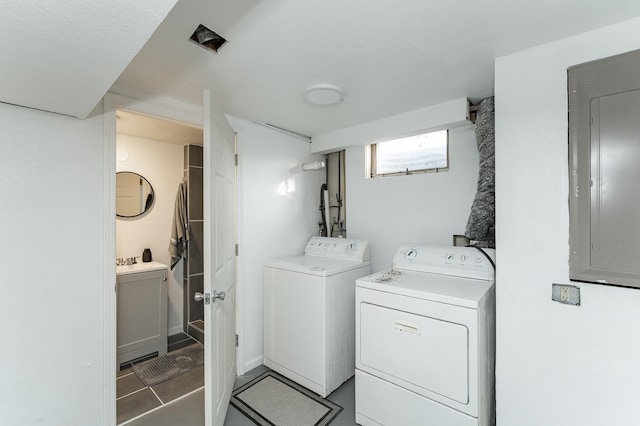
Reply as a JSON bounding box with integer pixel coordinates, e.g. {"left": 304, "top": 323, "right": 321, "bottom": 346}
{"left": 234, "top": 154, "right": 238, "bottom": 166}
{"left": 235, "top": 244, "right": 239, "bottom": 256}
{"left": 235, "top": 334, "right": 239, "bottom": 347}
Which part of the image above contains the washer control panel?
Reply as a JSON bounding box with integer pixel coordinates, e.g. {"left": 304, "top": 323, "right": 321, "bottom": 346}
{"left": 305, "top": 237, "right": 370, "bottom": 262}
{"left": 393, "top": 244, "right": 495, "bottom": 280}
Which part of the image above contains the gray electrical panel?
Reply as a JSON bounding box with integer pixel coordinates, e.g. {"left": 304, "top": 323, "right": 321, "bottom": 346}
{"left": 569, "top": 49, "right": 640, "bottom": 288}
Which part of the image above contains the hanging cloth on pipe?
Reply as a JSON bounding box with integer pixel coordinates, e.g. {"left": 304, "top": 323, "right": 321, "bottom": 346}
{"left": 169, "top": 182, "right": 189, "bottom": 270}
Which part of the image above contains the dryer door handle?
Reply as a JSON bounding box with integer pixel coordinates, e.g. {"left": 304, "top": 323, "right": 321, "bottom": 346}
{"left": 395, "top": 320, "right": 421, "bottom": 335}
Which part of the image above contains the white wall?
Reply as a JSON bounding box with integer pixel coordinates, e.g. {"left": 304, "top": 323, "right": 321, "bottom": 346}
{"left": 0, "top": 102, "right": 106, "bottom": 425}
{"left": 345, "top": 125, "right": 480, "bottom": 272}
{"left": 116, "top": 134, "right": 185, "bottom": 335}
{"left": 495, "top": 17, "right": 640, "bottom": 426}
{"left": 235, "top": 120, "right": 326, "bottom": 373}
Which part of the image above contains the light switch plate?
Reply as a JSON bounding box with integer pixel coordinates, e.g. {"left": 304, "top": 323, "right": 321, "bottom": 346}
{"left": 552, "top": 284, "right": 581, "bottom": 306}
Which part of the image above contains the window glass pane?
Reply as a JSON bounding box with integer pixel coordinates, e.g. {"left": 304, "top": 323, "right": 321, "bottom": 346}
{"left": 375, "top": 130, "right": 447, "bottom": 175}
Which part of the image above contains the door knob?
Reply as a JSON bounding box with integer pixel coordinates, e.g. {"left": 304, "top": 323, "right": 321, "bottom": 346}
{"left": 194, "top": 291, "right": 225, "bottom": 304}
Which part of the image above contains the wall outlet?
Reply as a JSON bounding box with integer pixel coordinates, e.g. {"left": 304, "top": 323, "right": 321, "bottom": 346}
{"left": 560, "top": 286, "right": 570, "bottom": 302}
{"left": 552, "top": 284, "right": 581, "bottom": 306}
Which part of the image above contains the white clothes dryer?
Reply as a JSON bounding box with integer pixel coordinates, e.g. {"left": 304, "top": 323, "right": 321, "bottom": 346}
{"left": 355, "top": 245, "right": 496, "bottom": 426}
{"left": 264, "top": 236, "right": 370, "bottom": 397}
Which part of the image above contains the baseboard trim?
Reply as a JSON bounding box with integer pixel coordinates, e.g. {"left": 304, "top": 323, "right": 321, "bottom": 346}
{"left": 168, "top": 325, "right": 184, "bottom": 337}
{"left": 243, "top": 355, "right": 264, "bottom": 374}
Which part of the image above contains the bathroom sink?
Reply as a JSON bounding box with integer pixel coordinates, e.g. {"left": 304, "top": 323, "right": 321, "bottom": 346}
{"left": 116, "top": 261, "right": 167, "bottom": 276}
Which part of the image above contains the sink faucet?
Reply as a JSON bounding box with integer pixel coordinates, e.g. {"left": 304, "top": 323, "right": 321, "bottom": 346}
{"left": 116, "top": 257, "right": 139, "bottom": 266}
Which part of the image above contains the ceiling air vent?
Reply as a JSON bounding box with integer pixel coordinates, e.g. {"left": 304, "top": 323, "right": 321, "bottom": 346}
{"left": 189, "top": 24, "right": 227, "bottom": 53}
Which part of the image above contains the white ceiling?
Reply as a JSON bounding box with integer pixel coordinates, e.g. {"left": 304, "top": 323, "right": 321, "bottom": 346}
{"left": 117, "top": 110, "right": 203, "bottom": 145}
{"left": 4, "top": 1, "right": 640, "bottom": 135}
{"left": 0, "top": 0, "right": 178, "bottom": 118}
{"left": 111, "top": 0, "right": 640, "bottom": 136}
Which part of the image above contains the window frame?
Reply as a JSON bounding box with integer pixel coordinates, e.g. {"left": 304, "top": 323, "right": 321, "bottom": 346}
{"left": 368, "top": 130, "right": 449, "bottom": 178}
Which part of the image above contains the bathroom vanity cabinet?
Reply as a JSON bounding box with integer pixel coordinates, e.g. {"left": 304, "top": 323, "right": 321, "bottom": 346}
{"left": 116, "top": 262, "right": 168, "bottom": 367}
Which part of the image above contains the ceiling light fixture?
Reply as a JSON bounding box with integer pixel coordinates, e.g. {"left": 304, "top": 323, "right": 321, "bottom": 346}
{"left": 303, "top": 84, "right": 344, "bottom": 107}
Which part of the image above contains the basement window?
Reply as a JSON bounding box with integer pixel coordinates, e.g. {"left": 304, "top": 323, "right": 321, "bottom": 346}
{"left": 368, "top": 130, "right": 448, "bottom": 177}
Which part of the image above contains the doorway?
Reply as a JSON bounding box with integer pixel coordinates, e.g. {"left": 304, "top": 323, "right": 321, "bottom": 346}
{"left": 114, "top": 108, "right": 205, "bottom": 424}
{"left": 104, "top": 92, "right": 238, "bottom": 425}
{"left": 104, "top": 94, "right": 208, "bottom": 425}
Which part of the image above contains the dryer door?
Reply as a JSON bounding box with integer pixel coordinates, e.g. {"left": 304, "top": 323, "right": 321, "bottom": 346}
{"left": 360, "top": 303, "right": 468, "bottom": 403}
{"left": 356, "top": 286, "right": 480, "bottom": 416}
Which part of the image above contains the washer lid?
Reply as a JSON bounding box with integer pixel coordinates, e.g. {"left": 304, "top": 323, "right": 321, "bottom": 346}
{"left": 356, "top": 269, "right": 494, "bottom": 308}
{"left": 265, "top": 255, "right": 370, "bottom": 276}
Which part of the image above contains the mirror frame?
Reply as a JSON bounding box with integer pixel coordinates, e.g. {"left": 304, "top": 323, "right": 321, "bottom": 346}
{"left": 116, "top": 171, "right": 155, "bottom": 218}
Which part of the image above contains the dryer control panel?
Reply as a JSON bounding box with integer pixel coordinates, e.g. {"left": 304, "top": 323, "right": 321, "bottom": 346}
{"left": 305, "top": 237, "right": 370, "bottom": 262}
{"left": 393, "top": 245, "right": 495, "bottom": 281}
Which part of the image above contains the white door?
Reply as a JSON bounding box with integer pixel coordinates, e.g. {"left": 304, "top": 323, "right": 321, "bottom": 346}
{"left": 203, "top": 89, "right": 236, "bottom": 425}
{"left": 115, "top": 171, "right": 139, "bottom": 216}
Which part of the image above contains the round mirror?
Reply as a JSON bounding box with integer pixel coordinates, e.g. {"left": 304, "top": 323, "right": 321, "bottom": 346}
{"left": 116, "top": 172, "right": 155, "bottom": 218}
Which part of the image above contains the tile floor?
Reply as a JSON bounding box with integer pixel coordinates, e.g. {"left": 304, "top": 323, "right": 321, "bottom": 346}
{"left": 117, "top": 333, "right": 203, "bottom": 425}
{"left": 120, "top": 360, "right": 358, "bottom": 426}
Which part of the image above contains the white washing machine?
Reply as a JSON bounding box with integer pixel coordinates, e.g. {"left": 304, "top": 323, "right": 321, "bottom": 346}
{"left": 355, "top": 245, "right": 496, "bottom": 426}
{"left": 264, "top": 236, "right": 370, "bottom": 397}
